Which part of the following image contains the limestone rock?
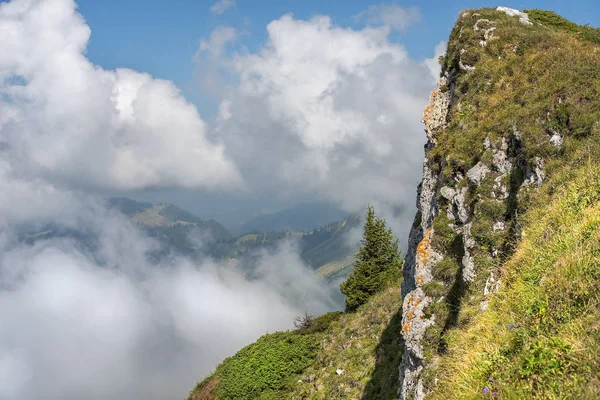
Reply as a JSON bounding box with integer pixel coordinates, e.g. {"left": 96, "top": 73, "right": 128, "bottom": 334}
{"left": 422, "top": 80, "right": 452, "bottom": 138}
{"left": 496, "top": 6, "right": 532, "bottom": 25}
{"left": 466, "top": 162, "right": 490, "bottom": 185}
{"left": 522, "top": 157, "right": 545, "bottom": 187}
{"left": 492, "top": 137, "right": 512, "bottom": 174}
{"left": 492, "top": 175, "right": 509, "bottom": 200}
{"left": 473, "top": 18, "right": 497, "bottom": 47}
{"left": 493, "top": 220, "right": 506, "bottom": 232}
{"left": 452, "top": 186, "right": 469, "bottom": 225}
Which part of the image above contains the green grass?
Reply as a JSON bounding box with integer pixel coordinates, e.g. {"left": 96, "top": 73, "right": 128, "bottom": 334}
{"left": 292, "top": 284, "right": 404, "bottom": 399}
{"left": 188, "top": 312, "right": 342, "bottom": 400}
{"left": 187, "top": 282, "right": 403, "bottom": 400}
{"left": 427, "top": 163, "right": 600, "bottom": 399}
{"left": 525, "top": 9, "right": 600, "bottom": 44}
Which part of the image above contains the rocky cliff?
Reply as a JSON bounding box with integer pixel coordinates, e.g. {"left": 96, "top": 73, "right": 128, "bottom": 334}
{"left": 399, "top": 6, "right": 600, "bottom": 399}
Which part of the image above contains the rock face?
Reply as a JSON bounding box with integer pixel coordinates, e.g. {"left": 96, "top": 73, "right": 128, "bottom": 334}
{"left": 496, "top": 6, "right": 532, "bottom": 25}
{"left": 397, "top": 7, "right": 550, "bottom": 399}
{"left": 399, "top": 70, "right": 453, "bottom": 400}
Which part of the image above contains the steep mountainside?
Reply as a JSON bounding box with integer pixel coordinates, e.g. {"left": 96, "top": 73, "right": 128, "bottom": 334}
{"left": 186, "top": 7, "right": 600, "bottom": 400}
{"left": 399, "top": 7, "right": 600, "bottom": 399}
{"left": 300, "top": 214, "right": 361, "bottom": 280}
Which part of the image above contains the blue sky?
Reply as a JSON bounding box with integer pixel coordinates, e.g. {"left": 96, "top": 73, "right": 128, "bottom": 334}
{"left": 75, "top": 0, "right": 600, "bottom": 112}
{"left": 1, "top": 0, "right": 599, "bottom": 223}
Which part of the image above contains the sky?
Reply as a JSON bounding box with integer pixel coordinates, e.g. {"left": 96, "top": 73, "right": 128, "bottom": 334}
{"left": 68, "top": 0, "right": 600, "bottom": 224}
{"left": 0, "top": 1, "right": 599, "bottom": 399}
{"left": 73, "top": 0, "right": 600, "bottom": 107}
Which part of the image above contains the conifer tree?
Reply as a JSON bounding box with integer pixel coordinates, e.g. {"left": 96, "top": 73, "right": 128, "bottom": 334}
{"left": 340, "top": 206, "right": 402, "bottom": 312}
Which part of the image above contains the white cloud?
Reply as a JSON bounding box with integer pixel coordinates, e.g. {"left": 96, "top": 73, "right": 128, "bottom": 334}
{"left": 0, "top": 198, "right": 338, "bottom": 400}
{"left": 199, "top": 25, "right": 237, "bottom": 56}
{"left": 0, "top": 1, "right": 444, "bottom": 398}
{"left": 0, "top": 2, "right": 341, "bottom": 399}
{"left": 0, "top": 0, "right": 241, "bottom": 191}
{"left": 210, "top": 0, "right": 235, "bottom": 15}
{"left": 354, "top": 4, "right": 421, "bottom": 31}
{"left": 424, "top": 41, "right": 447, "bottom": 82}
{"left": 203, "top": 12, "right": 437, "bottom": 242}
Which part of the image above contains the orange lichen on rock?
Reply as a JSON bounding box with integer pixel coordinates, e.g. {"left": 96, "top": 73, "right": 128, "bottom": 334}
{"left": 416, "top": 228, "right": 433, "bottom": 267}
{"left": 416, "top": 275, "right": 424, "bottom": 285}
{"left": 407, "top": 312, "right": 415, "bottom": 319}
{"left": 422, "top": 90, "right": 439, "bottom": 127}
{"left": 403, "top": 324, "right": 410, "bottom": 333}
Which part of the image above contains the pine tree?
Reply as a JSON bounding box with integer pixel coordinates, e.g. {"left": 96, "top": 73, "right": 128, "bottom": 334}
{"left": 340, "top": 205, "right": 402, "bottom": 312}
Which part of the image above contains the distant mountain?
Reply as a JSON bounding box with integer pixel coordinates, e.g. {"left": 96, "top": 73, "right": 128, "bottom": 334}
{"left": 107, "top": 198, "right": 360, "bottom": 274}
{"left": 236, "top": 202, "right": 347, "bottom": 236}
{"left": 107, "top": 197, "right": 233, "bottom": 259}
{"left": 21, "top": 197, "right": 361, "bottom": 275}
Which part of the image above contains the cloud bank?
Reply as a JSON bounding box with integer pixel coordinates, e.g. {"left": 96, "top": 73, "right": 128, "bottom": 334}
{"left": 199, "top": 12, "right": 439, "bottom": 238}
{"left": 0, "top": 0, "right": 240, "bottom": 190}
{"left": 0, "top": 205, "right": 337, "bottom": 400}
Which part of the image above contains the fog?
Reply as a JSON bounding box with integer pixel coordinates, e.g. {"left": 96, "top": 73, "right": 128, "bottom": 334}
{"left": 0, "top": 0, "right": 441, "bottom": 398}
{"left": 0, "top": 197, "right": 338, "bottom": 400}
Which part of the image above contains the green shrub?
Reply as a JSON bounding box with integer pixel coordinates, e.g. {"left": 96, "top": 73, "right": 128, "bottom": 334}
{"left": 214, "top": 331, "right": 321, "bottom": 399}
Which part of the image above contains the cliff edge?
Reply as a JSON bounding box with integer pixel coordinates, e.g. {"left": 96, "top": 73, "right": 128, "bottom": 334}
{"left": 399, "top": 6, "right": 600, "bottom": 399}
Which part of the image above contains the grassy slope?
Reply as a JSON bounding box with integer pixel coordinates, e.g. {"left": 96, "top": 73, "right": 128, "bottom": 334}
{"left": 423, "top": 9, "right": 600, "bottom": 399}
{"left": 429, "top": 160, "right": 600, "bottom": 399}
{"left": 187, "top": 313, "right": 340, "bottom": 400}
{"left": 187, "top": 283, "right": 403, "bottom": 400}
{"left": 292, "top": 285, "right": 404, "bottom": 399}
{"left": 300, "top": 214, "right": 361, "bottom": 272}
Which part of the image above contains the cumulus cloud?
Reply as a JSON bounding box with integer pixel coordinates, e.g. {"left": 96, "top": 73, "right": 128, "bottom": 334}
{"left": 0, "top": 1, "right": 340, "bottom": 399}
{"left": 210, "top": 0, "right": 235, "bottom": 15}
{"left": 424, "top": 41, "right": 447, "bottom": 81}
{"left": 0, "top": 0, "right": 240, "bottom": 190}
{"left": 354, "top": 4, "right": 420, "bottom": 31}
{"left": 199, "top": 12, "right": 437, "bottom": 242}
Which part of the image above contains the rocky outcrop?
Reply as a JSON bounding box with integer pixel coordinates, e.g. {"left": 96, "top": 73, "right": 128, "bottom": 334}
{"left": 398, "top": 7, "right": 546, "bottom": 400}
{"left": 496, "top": 6, "right": 532, "bottom": 25}
{"left": 399, "top": 66, "right": 454, "bottom": 400}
